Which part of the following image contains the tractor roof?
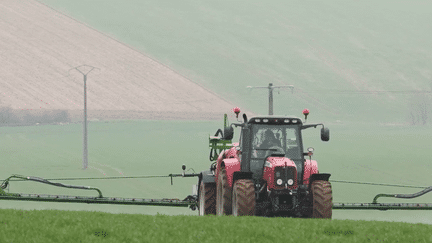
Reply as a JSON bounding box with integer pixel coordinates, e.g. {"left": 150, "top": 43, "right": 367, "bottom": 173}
{"left": 248, "top": 116, "right": 303, "bottom": 125}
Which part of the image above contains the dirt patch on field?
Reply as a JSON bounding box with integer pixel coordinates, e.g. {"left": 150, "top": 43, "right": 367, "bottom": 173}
{"left": 0, "top": 0, "right": 234, "bottom": 120}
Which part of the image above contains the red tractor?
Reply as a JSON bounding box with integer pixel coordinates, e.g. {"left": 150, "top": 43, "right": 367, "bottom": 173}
{"left": 198, "top": 110, "right": 332, "bottom": 218}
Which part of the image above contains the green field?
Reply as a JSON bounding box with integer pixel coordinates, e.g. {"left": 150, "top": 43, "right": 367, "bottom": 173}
{"left": 1, "top": 120, "right": 431, "bottom": 224}
{"left": 38, "top": 0, "right": 432, "bottom": 124}
{"left": 2, "top": 209, "right": 432, "bottom": 243}
{"left": 0, "top": 120, "right": 222, "bottom": 216}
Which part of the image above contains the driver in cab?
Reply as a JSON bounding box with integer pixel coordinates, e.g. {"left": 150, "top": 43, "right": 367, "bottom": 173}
{"left": 260, "top": 130, "right": 281, "bottom": 149}
{"left": 252, "top": 129, "right": 282, "bottom": 159}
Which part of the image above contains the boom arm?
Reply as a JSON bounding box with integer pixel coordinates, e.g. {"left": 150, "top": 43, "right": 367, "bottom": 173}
{"left": 1, "top": 174, "right": 198, "bottom": 209}
{"left": 333, "top": 186, "right": 432, "bottom": 210}
{"left": 2, "top": 174, "right": 431, "bottom": 211}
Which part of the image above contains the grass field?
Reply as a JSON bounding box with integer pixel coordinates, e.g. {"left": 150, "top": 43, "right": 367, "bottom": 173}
{"left": 1, "top": 119, "right": 431, "bottom": 224}
{"left": 1, "top": 209, "right": 432, "bottom": 243}
{"left": 0, "top": 120, "right": 221, "bottom": 215}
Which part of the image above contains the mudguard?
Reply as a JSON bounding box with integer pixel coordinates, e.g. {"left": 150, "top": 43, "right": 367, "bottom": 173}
{"left": 308, "top": 173, "right": 331, "bottom": 190}
{"left": 224, "top": 146, "right": 239, "bottom": 159}
{"left": 233, "top": 171, "right": 253, "bottom": 183}
{"left": 303, "top": 159, "right": 318, "bottom": 185}
{"left": 309, "top": 173, "right": 331, "bottom": 183}
{"left": 200, "top": 170, "right": 216, "bottom": 184}
{"left": 216, "top": 158, "right": 241, "bottom": 188}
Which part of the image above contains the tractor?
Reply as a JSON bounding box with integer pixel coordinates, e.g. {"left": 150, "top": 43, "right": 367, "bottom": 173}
{"left": 197, "top": 109, "right": 332, "bottom": 218}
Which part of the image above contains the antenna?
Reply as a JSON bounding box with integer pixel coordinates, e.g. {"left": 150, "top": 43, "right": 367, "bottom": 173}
{"left": 247, "top": 83, "right": 294, "bottom": 115}
{"left": 68, "top": 65, "right": 100, "bottom": 170}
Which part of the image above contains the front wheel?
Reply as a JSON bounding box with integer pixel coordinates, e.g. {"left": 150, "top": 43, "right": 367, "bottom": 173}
{"left": 310, "top": 180, "right": 332, "bottom": 219}
{"left": 198, "top": 180, "right": 216, "bottom": 216}
{"left": 232, "top": 179, "right": 255, "bottom": 216}
{"left": 216, "top": 169, "right": 232, "bottom": 215}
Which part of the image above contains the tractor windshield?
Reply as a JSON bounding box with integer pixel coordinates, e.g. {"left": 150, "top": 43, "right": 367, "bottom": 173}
{"left": 249, "top": 124, "right": 303, "bottom": 180}
{"left": 251, "top": 124, "right": 302, "bottom": 160}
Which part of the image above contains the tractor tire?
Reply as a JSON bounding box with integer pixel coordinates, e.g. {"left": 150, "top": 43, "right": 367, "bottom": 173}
{"left": 232, "top": 179, "right": 255, "bottom": 216}
{"left": 310, "top": 180, "right": 332, "bottom": 219}
{"left": 198, "top": 181, "right": 216, "bottom": 216}
{"left": 216, "top": 168, "right": 232, "bottom": 215}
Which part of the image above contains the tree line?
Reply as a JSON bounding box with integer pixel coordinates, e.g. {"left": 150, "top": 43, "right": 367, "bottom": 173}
{"left": 408, "top": 91, "right": 431, "bottom": 126}
{"left": 0, "top": 106, "right": 71, "bottom": 126}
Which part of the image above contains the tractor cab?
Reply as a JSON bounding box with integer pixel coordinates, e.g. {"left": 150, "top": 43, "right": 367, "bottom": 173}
{"left": 243, "top": 117, "right": 305, "bottom": 181}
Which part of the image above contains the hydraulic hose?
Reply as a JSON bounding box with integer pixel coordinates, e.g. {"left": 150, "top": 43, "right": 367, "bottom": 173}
{"left": 209, "top": 129, "right": 224, "bottom": 161}
{"left": 214, "top": 129, "right": 223, "bottom": 138}
{"left": 1, "top": 174, "right": 103, "bottom": 198}
{"left": 372, "top": 186, "right": 432, "bottom": 204}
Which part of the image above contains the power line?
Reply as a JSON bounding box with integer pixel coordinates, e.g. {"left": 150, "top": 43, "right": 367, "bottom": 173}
{"left": 330, "top": 180, "right": 428, "bottom": 189}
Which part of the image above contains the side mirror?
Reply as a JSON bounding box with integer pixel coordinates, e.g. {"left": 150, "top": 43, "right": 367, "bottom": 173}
{"left": 321, "top": 127, "right": 330, "bottom": 141}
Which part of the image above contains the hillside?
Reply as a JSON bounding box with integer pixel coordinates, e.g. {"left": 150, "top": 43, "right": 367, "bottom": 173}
{"left": 0, "top": 0, "right": 235, "bottom": 121}
{"left": 36, "top": 0, "right": 432, "bottom": 124}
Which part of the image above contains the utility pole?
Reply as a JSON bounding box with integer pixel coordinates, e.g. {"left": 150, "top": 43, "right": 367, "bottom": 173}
{"left": 68, "top": 65, "right": 99, "bottom": 170}
{"left": 247, "top": 83, "right": 294, "bottom": 115}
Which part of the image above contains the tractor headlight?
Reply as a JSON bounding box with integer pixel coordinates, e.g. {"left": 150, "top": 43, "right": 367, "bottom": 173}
{"left": 287, "top": 179, "right": 294, "bottom": 186}
{"left": 276, "top": 179, "right": 283, "bottom": 185}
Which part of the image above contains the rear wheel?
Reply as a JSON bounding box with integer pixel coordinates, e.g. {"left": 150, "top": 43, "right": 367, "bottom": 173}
{"left": 198, "top": 180, "right": 216, "bottom": 216}
{"left": 232, "top": 179, "right": 255, "bottom": 216}
{"left": 216, "top": 168, "right": 232, "bottom": 215}
{"left": 310, "top": 180, "right": 332, "bottom": 219}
